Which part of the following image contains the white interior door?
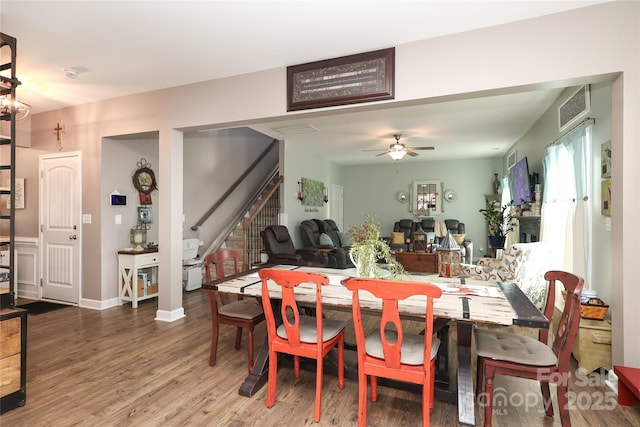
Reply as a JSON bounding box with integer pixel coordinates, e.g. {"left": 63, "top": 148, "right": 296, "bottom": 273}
{"left": 40, "top": 152, "right": 82, "bottom": 304}
{"left": 330, "top": 184, "right": 344, "bottom": 230}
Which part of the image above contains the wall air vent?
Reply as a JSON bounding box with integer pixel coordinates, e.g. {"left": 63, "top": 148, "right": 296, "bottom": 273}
{"left": 558, "top": 85, "right": 590, "bottom": 131}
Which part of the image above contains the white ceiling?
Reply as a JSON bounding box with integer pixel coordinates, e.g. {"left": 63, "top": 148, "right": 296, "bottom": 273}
{"left": 1, "top": 1, "right": 607, "bottom": 165}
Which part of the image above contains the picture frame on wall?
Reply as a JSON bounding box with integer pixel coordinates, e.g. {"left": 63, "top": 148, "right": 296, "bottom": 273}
{"left": 287, "top": 48, "right": 395, "bottom": 111}
{"left": 601, "top": 179, "right": 611, "bottom": 217}
{"left": 601, "top": 140, "right": 611, "bottom": 178}
{"left": 138, "top": 206, "right": 152, "bottom": 224}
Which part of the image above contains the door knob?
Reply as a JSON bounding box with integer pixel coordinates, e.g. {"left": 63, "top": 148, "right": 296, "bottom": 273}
{"left": 69, "top": 235, "right": 77, "bottom": 240}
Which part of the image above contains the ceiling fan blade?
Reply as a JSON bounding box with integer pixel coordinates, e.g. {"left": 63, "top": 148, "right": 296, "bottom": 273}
{"left": 405, "top": 149, "right": 419, "bottom": 157}
{"left": 363, "top": 148, "right": 389, "bottom": 152}
{"left": 375, "top": 152, "right": 389, "bottom": 157}
{"left": 407, "top": 146, "right": 435, "bottom": 151}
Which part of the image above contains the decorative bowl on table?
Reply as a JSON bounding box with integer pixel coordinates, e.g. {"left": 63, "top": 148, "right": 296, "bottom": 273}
{"left": 146, "top": 242, "right": 158, "bottom": 250}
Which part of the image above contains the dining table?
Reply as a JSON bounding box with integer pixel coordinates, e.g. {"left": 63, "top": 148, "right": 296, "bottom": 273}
{"left": 204, "top": 264, "right": 549, "bottom": 426}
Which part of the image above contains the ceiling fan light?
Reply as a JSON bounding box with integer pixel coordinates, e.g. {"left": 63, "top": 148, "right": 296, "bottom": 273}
{"left": 388, "top": 150, "right": 406, "bottom": 160}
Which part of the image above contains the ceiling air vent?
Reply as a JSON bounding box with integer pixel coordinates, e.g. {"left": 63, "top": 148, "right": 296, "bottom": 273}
{"left": 558, "top": 85, "right": 590, "bottom": 131}
{"left": 272, "top": 124, "right": 318, "bottom": 135}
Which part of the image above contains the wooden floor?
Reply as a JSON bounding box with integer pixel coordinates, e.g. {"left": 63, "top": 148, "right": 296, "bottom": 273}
{"left": 2, "top": 290, "right": 639, "bottom": 427}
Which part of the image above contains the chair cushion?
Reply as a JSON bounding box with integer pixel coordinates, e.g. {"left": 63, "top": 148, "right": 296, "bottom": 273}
{"left": 475, "top": 329, "right": 557, "bottom": 366}
{"left": 276, "top": 315, "right": 346, "bottom": 343}
{"left": 319, "top": 233, "right": 334, "bottom": 246}
{"left": 364, "top": 329, "right": 441, "bottom": 365}
{"left": 219, "top": 298, "right": 264, "bottom": 319}
{"left": 391, "top": 232, "right": 405, "bottom": 244}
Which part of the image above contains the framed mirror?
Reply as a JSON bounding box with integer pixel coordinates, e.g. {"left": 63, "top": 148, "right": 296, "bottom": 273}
{"left": 412, "top": 180, "right": 442, "bottom": 216}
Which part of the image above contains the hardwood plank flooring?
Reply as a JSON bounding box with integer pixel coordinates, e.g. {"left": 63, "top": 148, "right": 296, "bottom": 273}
{"left": 1, "top": 290, "right": 639, "bottom": 426}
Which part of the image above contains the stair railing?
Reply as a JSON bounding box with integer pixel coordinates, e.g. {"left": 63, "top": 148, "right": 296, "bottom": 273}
{"left": 190, "top": 138, "right": 279, "bottom": 231}
{"left": 242, "top": 175, "right": 283, "bottom": 271}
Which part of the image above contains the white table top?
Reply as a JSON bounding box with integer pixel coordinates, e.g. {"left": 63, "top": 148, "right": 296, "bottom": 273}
{"left": 210, "top": 265, "right": 525, "bottom": 327}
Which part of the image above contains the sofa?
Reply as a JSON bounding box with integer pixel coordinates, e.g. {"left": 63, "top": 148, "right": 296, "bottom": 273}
{"left": 298, "top": 219, "right": 353, "bottom": 269}
{"left": 391, "top": 218, "right": 473, "bottom": 263}
{"left": 261, "top": 225, "right": 328, "bottom": 267}
{"left": 460, "top": 242, "right": 555, "bottom": 310}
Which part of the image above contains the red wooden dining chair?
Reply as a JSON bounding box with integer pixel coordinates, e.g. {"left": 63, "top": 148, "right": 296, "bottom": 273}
{"left": 343, "top": 277, "right": 443, "bottom": 427}
{"left": 258, "top": 268, "right": 346, "bottom": 423}
{"left": 203, "top": 250, "right": 265, "bottom": 372}
{"left": 475, "top": 270, "right": 584, "bottom": 427}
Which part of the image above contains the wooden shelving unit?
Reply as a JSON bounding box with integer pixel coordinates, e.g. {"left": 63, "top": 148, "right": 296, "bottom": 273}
{"left": 0, "top": 32, "right": 27, "bottom": 413}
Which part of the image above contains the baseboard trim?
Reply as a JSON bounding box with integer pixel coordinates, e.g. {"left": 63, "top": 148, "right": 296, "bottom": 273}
{"left": 79, "top": 297, "right": 119, "bottom": 310}
{"left": 155, "top": 307, "right": 185, "bottom": 322}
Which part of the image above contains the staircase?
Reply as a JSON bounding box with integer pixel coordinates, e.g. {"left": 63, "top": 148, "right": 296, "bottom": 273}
{"left": 222, "top": 174, "right": 281, "bottom": 270}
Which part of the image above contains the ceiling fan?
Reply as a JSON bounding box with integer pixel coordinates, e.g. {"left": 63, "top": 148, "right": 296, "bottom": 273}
{"left": 364, "top": 134, "right": 435, "bottom": 160}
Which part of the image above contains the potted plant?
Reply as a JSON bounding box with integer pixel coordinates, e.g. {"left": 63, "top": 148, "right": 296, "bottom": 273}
{"left": 479, "top": 200, "right": 516, "bottom": 249}
{"left": 347, "top": 215, "right": 405, "bottom": 278}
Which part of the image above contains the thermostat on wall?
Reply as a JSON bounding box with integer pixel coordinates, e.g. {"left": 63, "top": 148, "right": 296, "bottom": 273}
{"left": 110, "top": 193, "right": 127, "bottom": 206}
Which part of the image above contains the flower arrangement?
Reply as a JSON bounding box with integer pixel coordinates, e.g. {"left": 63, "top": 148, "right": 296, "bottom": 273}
{"left": 347, "top": 215, "right": 405, "bottom": 279}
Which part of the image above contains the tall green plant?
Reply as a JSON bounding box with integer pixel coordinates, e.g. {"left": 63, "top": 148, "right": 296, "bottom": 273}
{"left": 479, "top": 200, "right": 516, "bottom": 237}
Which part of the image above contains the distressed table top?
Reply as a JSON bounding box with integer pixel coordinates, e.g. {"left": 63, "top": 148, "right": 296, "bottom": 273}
{"left": 205, "top": 265, "right": 547, "bottom": 328}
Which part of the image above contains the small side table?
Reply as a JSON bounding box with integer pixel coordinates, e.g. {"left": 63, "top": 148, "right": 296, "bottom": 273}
{"left": 117, "top": 248, "right": 159, "bottom": 308}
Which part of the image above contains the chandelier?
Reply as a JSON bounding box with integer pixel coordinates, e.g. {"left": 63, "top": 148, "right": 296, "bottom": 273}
{"left": 0, "top": 96, "right": 31, "bottom": 120}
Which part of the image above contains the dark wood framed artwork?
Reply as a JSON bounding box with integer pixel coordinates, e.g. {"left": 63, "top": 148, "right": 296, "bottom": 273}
{"left": 287, "top": 47, "right": 395, "bottom": 111}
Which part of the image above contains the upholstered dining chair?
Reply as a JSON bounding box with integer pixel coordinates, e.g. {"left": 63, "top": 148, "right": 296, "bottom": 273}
{"left": 258, "top": 268, "right": 346, "bottom": 422}
{"left": 203, "top": 250, "right": 265, "bottom": 372}
{"left": 475, "top": 270, "right": 584, "bottom": 427}
{"left": 343, "top": 277, "right": 443, "bottom": 427}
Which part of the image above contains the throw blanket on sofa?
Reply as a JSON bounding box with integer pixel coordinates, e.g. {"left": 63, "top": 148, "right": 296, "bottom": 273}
{"left": 434, "top": 220, "right": 448, "bottom": 238}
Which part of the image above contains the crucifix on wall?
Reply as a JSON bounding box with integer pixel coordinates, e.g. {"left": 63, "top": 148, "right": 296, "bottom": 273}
{"left": 53, "top": 120, "right": 65, "bottom": 150}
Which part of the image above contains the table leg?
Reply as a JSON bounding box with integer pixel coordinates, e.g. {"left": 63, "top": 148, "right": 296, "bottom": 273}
{"left": 457, "top": 321, "right": 475, "bottom": 426}
{"left": 238, "top": 335, "right": 269, "bottom": 397}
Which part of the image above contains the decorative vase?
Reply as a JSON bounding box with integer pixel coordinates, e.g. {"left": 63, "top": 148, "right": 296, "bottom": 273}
{"left": 349, "top": 245, "right": 377, "bottom": 278}
{"left": 493, "top": 173, "right": 500, "bottom": 195}
{"left": 488, "top": 235, "right": 506, "bottom": 249}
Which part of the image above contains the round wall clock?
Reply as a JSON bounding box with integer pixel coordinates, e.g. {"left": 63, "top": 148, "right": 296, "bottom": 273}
{"left": 132, "top": 159, "right": 158, "bottom": 195}
{"left": 396, "top": 191, "right": 408, "bottom": 203}
{"left": 444, "top": 189, "right": 456, "bottom": 202}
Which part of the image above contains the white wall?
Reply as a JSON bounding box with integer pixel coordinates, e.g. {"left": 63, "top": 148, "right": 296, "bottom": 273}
{"left": 182, "top": 127, "right": 277, "bottom": 251}
{"left": 100, "top": 137, "right": 159, "bottom": 303}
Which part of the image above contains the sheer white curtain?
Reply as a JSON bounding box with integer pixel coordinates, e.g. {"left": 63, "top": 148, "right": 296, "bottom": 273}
{"left": 501, "top": 175, "right": 518, "bottom": 248}
{"left": 541, "top": 124, "right": 592, "bottom": 283}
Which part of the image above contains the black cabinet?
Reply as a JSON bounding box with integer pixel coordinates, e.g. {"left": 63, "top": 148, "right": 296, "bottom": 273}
{"left": 518, "top": 216, "right": 541, "bottom": 243}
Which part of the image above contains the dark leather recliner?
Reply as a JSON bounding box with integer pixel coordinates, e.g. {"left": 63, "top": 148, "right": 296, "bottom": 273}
{"left": 319, "top": 219, "right": 353, "bottom": 267}
{"left": 444, "top": 219, "right": 465, "bottom": 234}
{"left": 391, "top": 219, "right": 415, "bottom": 251}
{"left": 320, "top": 219, "right": 349, "bottom": 251}
{"left": 261, "top": 225, "right": 327, "bottom": 267}
{"left": 299, "top": 220, "right": 350, "bottom": 268}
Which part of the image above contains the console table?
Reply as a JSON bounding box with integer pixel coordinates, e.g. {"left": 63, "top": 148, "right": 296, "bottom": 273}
{"left": 117, "top": 249, "right": 159, "bottom": 308}
{"left": 394, "top": 251, "right": 437, "bottom": 273}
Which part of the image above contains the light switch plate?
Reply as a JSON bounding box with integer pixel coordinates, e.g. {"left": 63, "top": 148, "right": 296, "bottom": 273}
{"left": 115, "top": 214, "right": 122, "bottom": 225}
{"left": 82, "top": 214, "right": 92, "bottom": 224}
